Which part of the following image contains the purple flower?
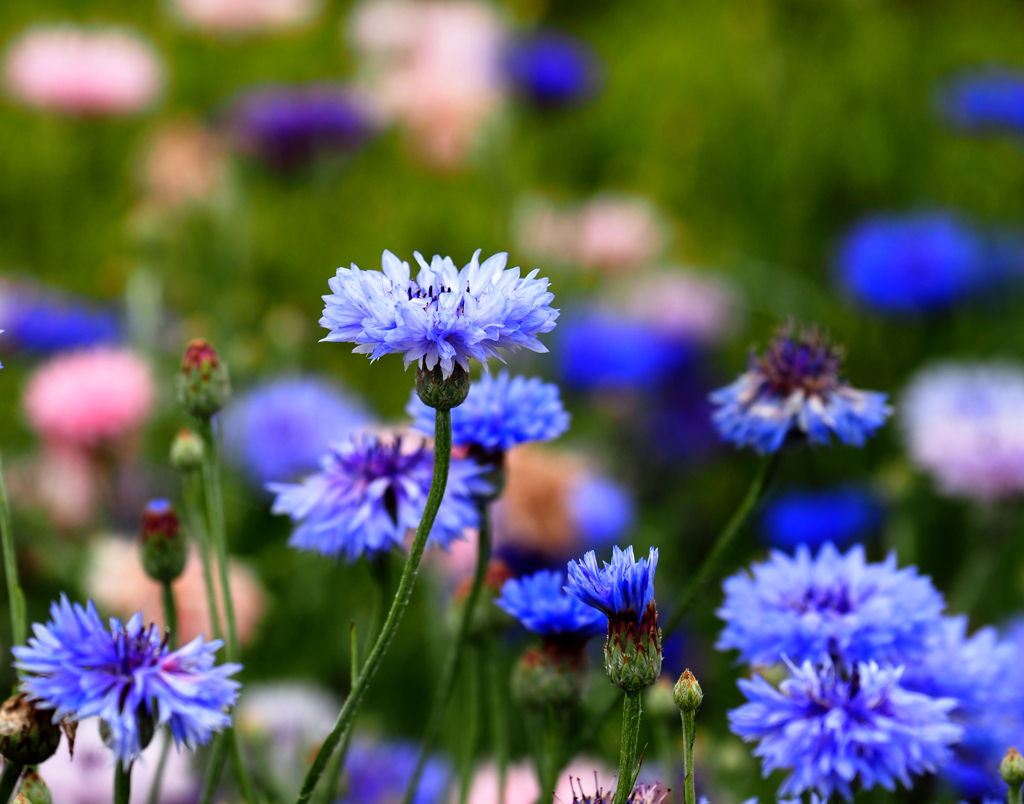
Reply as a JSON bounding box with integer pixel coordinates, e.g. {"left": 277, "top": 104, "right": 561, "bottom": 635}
{"left": 14, "top": 596, "right": 240, "bottom": 766}
{"left": 496, "top": 570, "right": 606, "bottom": 637}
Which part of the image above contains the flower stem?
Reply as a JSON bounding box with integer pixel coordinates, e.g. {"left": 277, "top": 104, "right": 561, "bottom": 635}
{"left": 537, "top": 706, "right": 567, "bottom": 804}
{"left": 114, "top": 763, "right": 133, "bottom": 804}
{"left": 403, "top": 501, "right": 492, "bottom": 804}
{"left": 458, "top": 646, "right": 481, "bottom": 804}
{"left": 680, "top": 709, "right": 696, "bottom": 804}
{"left": 147, "top": 580, "right": 180, "bottom": 804}
{"left": 0, "top": 762, "right": 22, "bottom": 804}
{"left": 613, "top": 692, "right": 643, "bottom": 804}
{"left": 200, "top": 734, "right": 229, "bottom": 804}
{"left": 293, "top": 408, "right": 454, "bottom": 804}
{"left": 663, "top": 453, "right": 780, "bottom": 636}
{"left": 485, "top": 637, "right": 509, "bottom": 804}
{"left": 182, "top": 471, "right": 223, "bottom": 641}
{"left": 1009, "top": 783, "right": 1023, "bottom": 804}
{"left": 0, "top": 452, "right": 26, "bottom": 649}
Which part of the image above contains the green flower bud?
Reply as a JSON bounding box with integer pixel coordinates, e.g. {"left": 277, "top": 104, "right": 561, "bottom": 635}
{"left": 177, "top": 339, "right": 230, "bottom": 420}
{"left": 169, "top": 428, "right": 204, "bottom": 472}
{"left": 1002, "top": 746, "right": 1024, "bottom": 788}
{"left": 415, "top": 364, "right": 470, "bottom": 410}
{"left": 15, "top": 770, "right": 52, "bottom": 804}
{"left": 0, "top": 694, "right": 63, "bottom": 766}
{"left": 674, "top": 669, "right": 703, "bottom": 713}
{"left": 140, "top": 499, "right": 187, "bottom": 583}
{"left": 512, "top": 639, "right": 587, "bottom": 707}
{"left": 605, "top": 605, "right": 662, "bottom": 693}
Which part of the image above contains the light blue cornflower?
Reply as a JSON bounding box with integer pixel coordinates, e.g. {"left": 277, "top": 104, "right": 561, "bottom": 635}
{"left": 341, "top": 739, "right": 450, "bottom": 804}
{"left": 496, "top": 570, "right": 606, "bottom": 637}
{"left": 407, "top": 372, "right": 569, "bottom": 453}
{"left": 13, "top": 596, "right": 240, "bottom": 767}
{"left": 709, "top": 323, "right": 891, "bottom": 453}
{"left": 729, "top": 659, "right": 962, "bottom": 801}
{"left": 760, "top": 487, "right": 883, "bottom": 552}
{"left": 320, "top": 249, "right": 559, "bottom": 379}
{"left": 717, "top": 543, "right": 946, "bottom": 669}
{"left": 268, "top": 432, "right": 490, "bottom": 562}
{"left": 565, "top": 545, "right": 658, "bottom": 624}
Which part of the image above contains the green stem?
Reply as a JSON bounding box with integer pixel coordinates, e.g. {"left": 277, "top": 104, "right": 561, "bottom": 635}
{"left": 147, "top": 736, "right": 172, "bottom": 804}
{"left": 115, "top": 763, "right": 133, "bottom": 804}
{"left": 663, "top": 453, "right": 780, "bottom": 636}
{"left": 1009, "top": 784, "right": 1023, "bottom": 804}
{"left": 161, "top": 581, "right": 178, "bottom": 650}
{"left": 229, "top": 729, "right": 257, "bottom": 804}
{"left": 403, "top": 502, "right": 492, "bottom": 804}
{"left": 612, "top": 692, "right": 643, "bottom": 804}
{"left": 293, "top": 408, "right": 454, "bottom": 804}
{"left": 200, "top": 733, "right": 229, "bottom": 804}
{"left": 0, "top": 452, "right": 26, "bottom": 649}
{"left": 458, "top": 646, "right": 481, "bottom": 804}
{"left": 680, "top": 710, "right": 696, "bottom": 804}
{"left": 653, "top": 717, "right": 674, "bottom": 797}
{"left": 0, "top": 762, "right": 22, "bottom": 804}
{"left": 317, "top": 622, "right": 366, "bottom": 804}
{"left": 537, "top": 707, "right": 566, "bottom": 804}
{"left": 485, "top": 638, "right": 508, "bottom": 804}
{"left": 183, "top": 472, "right": 223, "bottom": 641}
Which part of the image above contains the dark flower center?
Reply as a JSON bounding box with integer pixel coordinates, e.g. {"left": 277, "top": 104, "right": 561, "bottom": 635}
{"left": 757, "top": 323, "right": 843, "bottom": 397}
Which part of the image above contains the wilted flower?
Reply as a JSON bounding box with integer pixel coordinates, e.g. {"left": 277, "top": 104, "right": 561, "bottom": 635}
{"left": 341, "top": 739, "right": 450, "bottom": 804}
{"left": 503, "top": 31, "right": 601, "bottom": 109}
{"left": 760, "top": 487, "right": 883, "bottom": 552}
{"left": 3, "top": 26, "right": 163, "bottom": 116}
{"left": 936, "top": 68, "right": 1024, "bottom": 135}
{"left": 168, "top": 0, "right": 320, "bottom": 33}
{"left": 0, "top": 278, "right": 121, "bottom": 356}
{"left": 901, "top": 362, "right": 1024, "bottom": 500}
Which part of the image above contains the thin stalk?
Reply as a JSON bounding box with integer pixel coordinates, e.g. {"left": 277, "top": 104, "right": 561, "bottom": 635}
{"left": 403, "top": 502, "right": 492, "bottom": 804}
{"left": 458, "top": 647, "right": 481, "bottom": 804}
{"left": 115, "top": 763, "right": 133, "bottom": 804}
{"left": 485, "top": 638, "right": 509, "bottom": 804}
{"left": 147, "top": 580, "right": 180, "bottom": 804}
{"left": 0, "top": 452, "right": 26, "bottom": 648}
{"left": 147, "top": 739, "right": 172, "bottom": 804}
{"left": 1009, "top": 783, "right": 1023, "bottom": 804}
{"left": 663, "top": 453, "right": 780, "bottom": 636}
{"left": 229, "top": 730, "right": 256, "bottom": 804}
{"left": 612, "top": 692, "right": 642, "bottom": 804}
{"left": 200, "top": 734, "right": 229, "bottom": 804}
{"left": 652, "top": 717, "right": 674, "bottom": 796}
{"left": 182, "top": 472, "right": 223, "bottom": 641}
{"left": 680, "top": 710, "right": 696, "bottom": 804}
{"left": 537, "top": 706, "right": 566, "bottom": 804}
{"left": 293, "top": 408, "right": 454, "bottom": 804}
{"left": 0, "top": 762, "right": 22, "bottom": 804}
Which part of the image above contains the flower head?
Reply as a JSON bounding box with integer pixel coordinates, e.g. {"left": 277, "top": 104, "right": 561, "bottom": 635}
{"left": 936, "top": 69, "right": 1024, "bottom": 135}
{"left": 269, "top": 432, "right": 489, "bottom": 562}
{"left": 901, "top": 362, "right": 1024, "bottom": 500}
{"left": 729, "top": 660, "right": 962, "bottom": 800}
{"left": 321, "top": 249, "right": 558, "bottom": 379}
{"left": 503, "top": 31, "right": 601, "bottom": 109}
{"left": 709, "top": 322, "right": 890, "bottom": 453}
{"left": 408, "top": 372, "right": 569, "bottom": 454}
{"left": 761, "top": 487, "right": 883, "bottom": 552}
{"left": 14, "top": 596, "right": 240, "bottom": 766}
{"left": 496, "top": 570, "right": 606, "bottom": 638}
{"left": 341, "top": 739, "right": 450, "bottom": 804}
{"left": 568, "top": 778, "right": 670, "bottom": 804}
{"left": 717, "top": 543, "right": 946, "bottom": 668}
{"left": 0, "top": 279, "right": 121, "bottom": 356}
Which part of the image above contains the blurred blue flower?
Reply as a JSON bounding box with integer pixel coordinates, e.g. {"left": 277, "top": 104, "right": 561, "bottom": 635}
{"left": 227, "top": 83, "right": 377, "bottom": 169}
{"left": 407, "top": 372, "right": 569, "bottom": 453}
{"left": 321, "top": 250, "right": 559, "bottom": 379}
{"left": 936, "top": 69, "right": 1024, "bottom": 135}
{"left": 503, "top": 31, "right": 601, "bottom": 108}
{"left": 761, "top": 487, "right": 882, "bottom": 551}
{"left": 729, "top": 659, "right": 961, "bottom": 800}
{"left": 269, "top": 432, "right": 490, "bottom": 562}
{"left": 0, "top": 279, "right": 121, "bottom": 355}
{"left": 222, "top": 376, "right": 371, "bottom": 486}
{"left": 341, "top": 739, "right": 450, "bottom": 804}
{"left": 496, "top": 569, "right": 607, "bottom": 637}
{"left": 14, "top": 596, "right": 240, "bottom": 767}
{"left": 710, "top": 322, "right": 890, "bottom": 453}
{"left": 566, "top": 545, "right": 658, "bottom": 623}
{"left": 717, "top": 543, "right": 946, "bottom": 668}
{"left": 558, "top": 310, "right": 691, "bottom": 391}
{"left": 570, "top": 474, "right": 634, "bottom": 547}
{"left": 835, "top": 212, "right": 1012, "bottom": 314}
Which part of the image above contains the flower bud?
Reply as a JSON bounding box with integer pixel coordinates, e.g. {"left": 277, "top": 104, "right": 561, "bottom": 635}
{"left": 177, "top": 338, "right": 230, "bottom": 419}
{"left": 15, "top": 770, "right": 52, "bottom": 804}
{"left": 1002, "top": 746, "right": 1024, "bottom": 788}
{"left": 140, "top": 499, "right": 187, "bottom": 583}
{"left": 512, "top": 639, "right": 587, "bottom": 707}
{"left": 169, "top": 428, "right": 204, "bottom": 472}
{"left": 644, "top": 678, "right": 677, "bottom": 719}
{"left": 0, "top": 693, "right": 63, "bottom": 766}
{"left": 605, "top": 604, "right": 662, "bottom": 692}
{"left": 415, "top": 363, "right": 470, "bottom": 410}
{"left": 674, "top": 669, "right": 703, "bottom": 713}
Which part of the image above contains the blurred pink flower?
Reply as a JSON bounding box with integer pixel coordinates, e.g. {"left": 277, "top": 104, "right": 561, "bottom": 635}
{"left": 34, "top": 447, "right": 101, "bottom": 530}
{"left": 554, "top": 758, "right": 616, "bottom": 803}
{"left": 141, "top": 120, "right": 227, "bottom": 210}
{"left": 3, "top": 26, "right": 164, "bottom": 116}
{"left": 169, "top": 0, "right": 320, "bottom": 33}
{"left": 463, "top": 762, "right": 539, "bottom": 804}
{"left": 38, "top": 718, "right": 196, "bottom": 804}
{"left": 86, "top": 536, "right": 265, "bottom": 646}
{"left": 620, "top": 269, "right": 742, "bottom": 343}
{"left": 24, "top": 348, "right": 155, "bottom": 449}
{"left": 349, "top": 0, "right": 506, "bottom": 167}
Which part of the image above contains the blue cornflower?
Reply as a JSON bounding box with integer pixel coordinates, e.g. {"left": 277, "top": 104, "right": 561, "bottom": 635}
{"left": 496, "top": 570, "right": 606, "bottom": 637}
{"left": 729, "top": 659, "right": 962, "bottom": 800}
{"left": 341, "top": 739, "right": 450, "bottom": 804}
{"left": 836, "top": 213, "right": 998, "bottom": 314}
{"left": 222, "top": 376, "right": 372, "bottom": 486}
{"left": 407, "top": 372, "right": 570, "bottom": 453}
{"left": 761, "top": 487, "right": 883, "bottom": 552}
{"left": 13, "top": 596, "right": 240, "bottom": 767}
{"left": 0, "top": 279, "right": 121, "bottom": 355}
{"left": 568, "top": 780, "right": 669, "bottom": 804}
{"left": 503, "top": 31, "right": 601, "bottom": 108}
{"left": 321, "top": 250, "right": 559, "bottom": 380}
{"left": 566, "top": 545, "right": 658, "bottom": 624}
{"left": 570, "top": 474, "right": 635, "bottom": 548}
{"left": 936, "top": 69, "right": 1024, "bottom": 135}
{"left": 269, "top": 432, "right": 490, "bottom": 562}
{"left": 717, "top": 543, "right": 946, "bottom": 668}
{"left": 709, "top": 322, "right": 890, "bottom": 453}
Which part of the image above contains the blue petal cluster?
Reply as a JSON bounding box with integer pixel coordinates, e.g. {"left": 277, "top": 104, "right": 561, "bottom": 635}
{"left": 503, "top": 31, "right": 601, "bottom": 108}
{"left": 936, "top": 69, "right": 1024, "bottom": 135}
{"left": 341, "top": 739, "right": 450, "bottom": 804}
{"left": 836, "top": 213, "right": 996, "bottom": 314}
{"left": 761, "top": 487, "right": 883, "bottom": 552}
{"left": 730, "top": 660, "right": 961, "bottom": 800}
{"left": 710, "top": 324, "right": 890, "bottom": 453}
{"left": 717, "top": 543, "right": 946, "bottom": 668}
{"left": 570, "top": 474, "right": 635, "bottom": 548}
{"left": 222, "top": 376, "right": 371, "bottom": 486}
{"left": 495, "top": 570, "right": 607, "bottom": 637}
{"left": 0, "top": 279, "right": 121, "bottom": 355}
{"left": 269, "top": 433, "right": 489, "bottom": 562}
{"left": 407, "top": 372, "right": 570, "bottom": 452}
{"left": 565, "top": 545, "right": 658, "bottom": 623}
{"left": 14, "top": 596, "right": 240, "bottom": 766}
{"left": 321, "top": 250, "right": 559, "bottom": 379}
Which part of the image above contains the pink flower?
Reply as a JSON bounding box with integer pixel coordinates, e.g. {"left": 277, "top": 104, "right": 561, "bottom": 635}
{"left": 463, "top": 762, "right": 539, "bottom": 804}
{"left": 620, "top": 269, "right": 742, "bottom": 344}
{"left": 349, "top": 0, "right": 506, "bottom": 167}
{"left": 4, "top": 26, "right": 164, "bottom": 116}
{"left": 169, "top": 0, "right": 320, "bottom": 33}
{"left": 24, "top": 348, "right": 155, "bottom": 448}
{"left": 141, "top": 120, "right": 227, "bottom": 210}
